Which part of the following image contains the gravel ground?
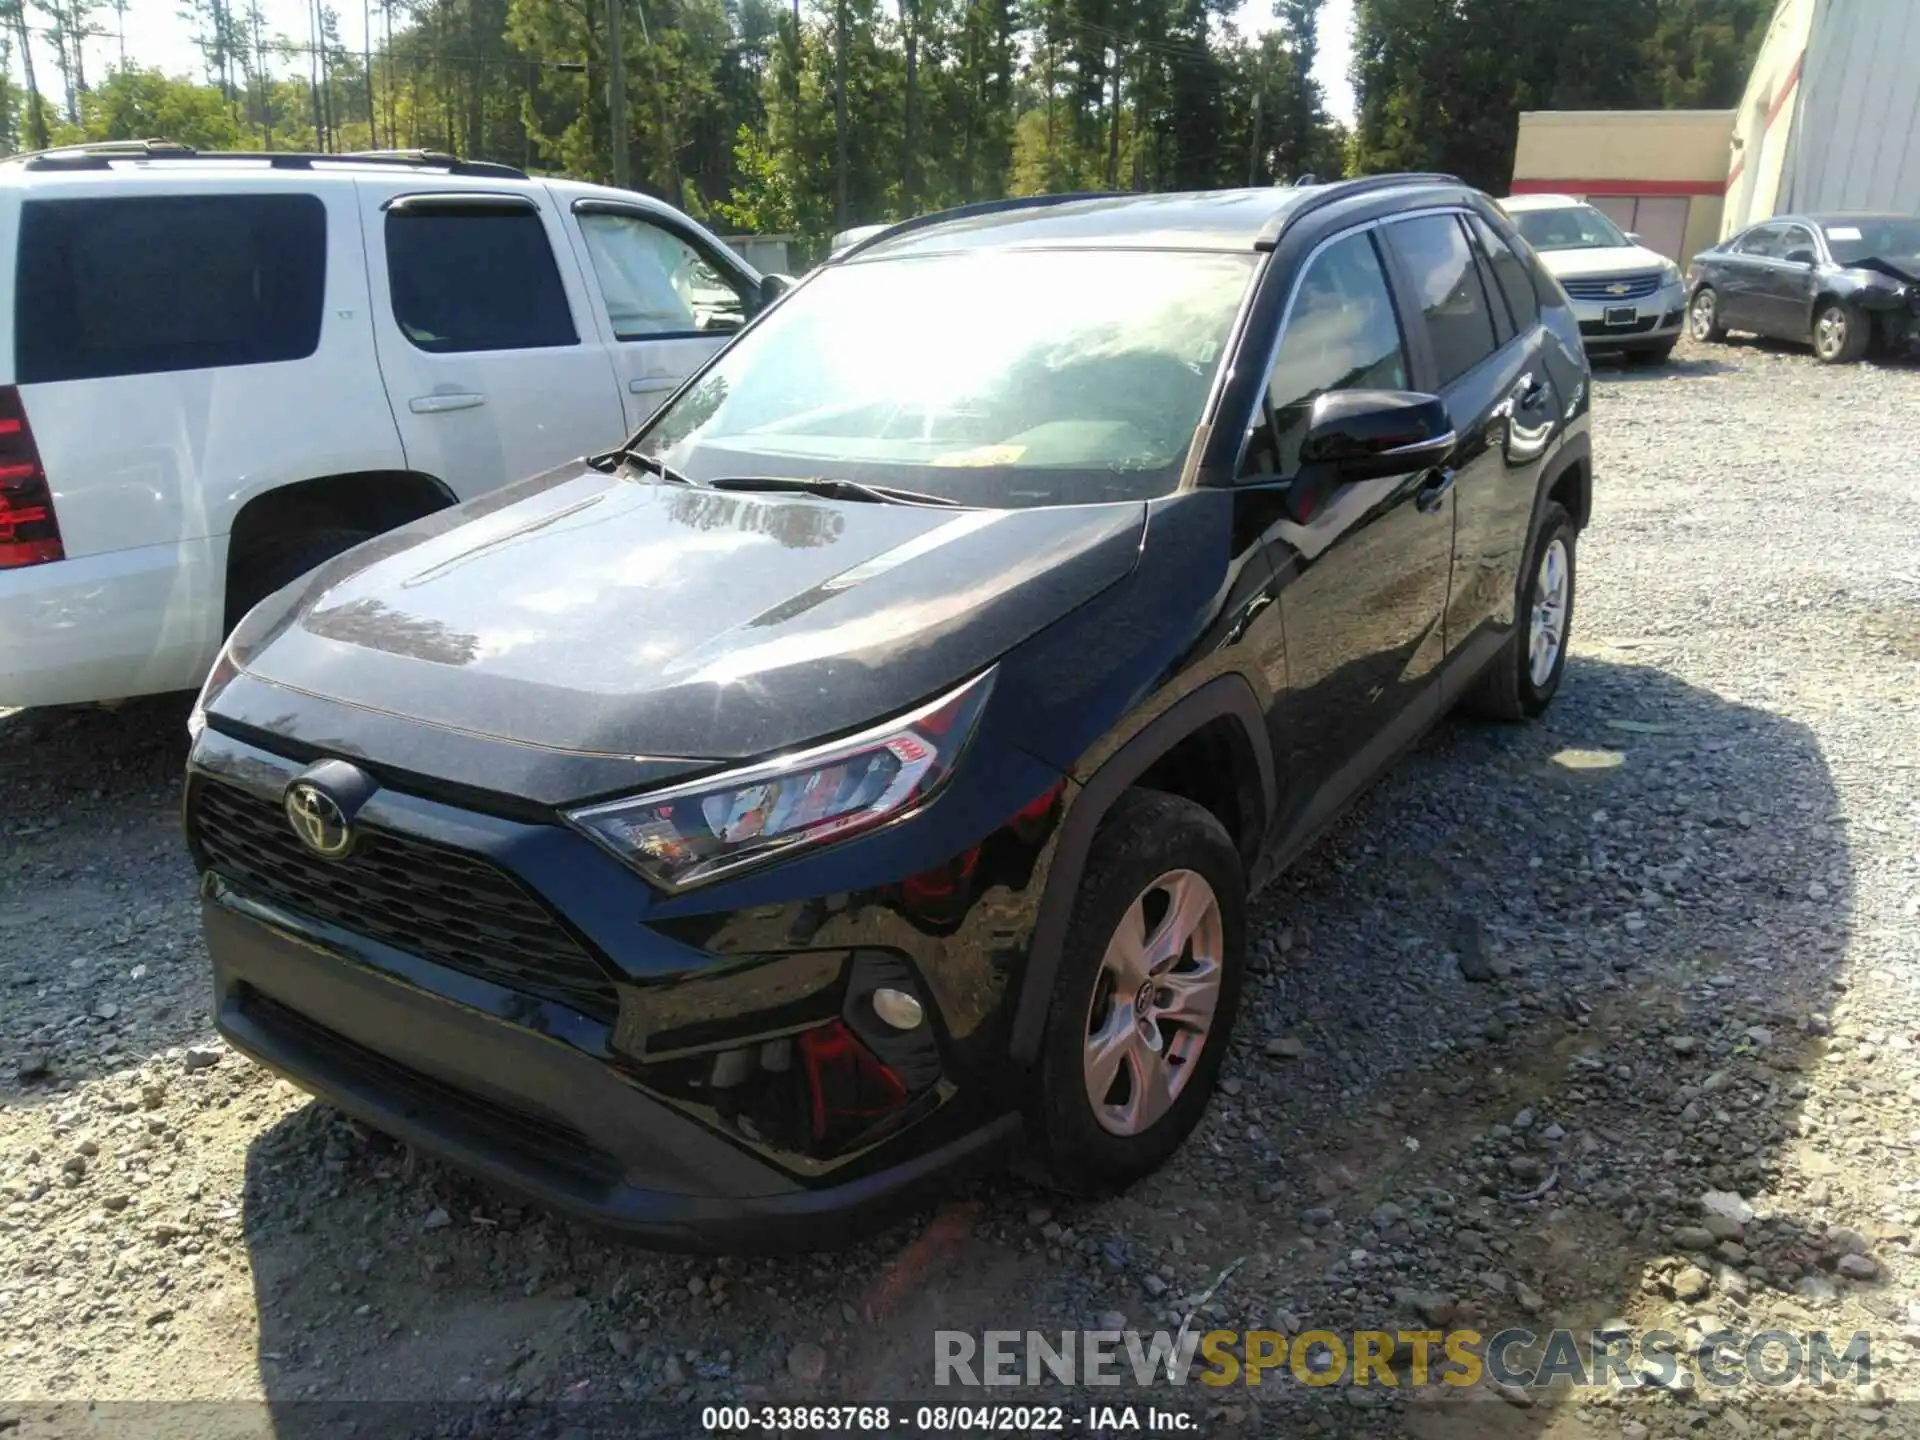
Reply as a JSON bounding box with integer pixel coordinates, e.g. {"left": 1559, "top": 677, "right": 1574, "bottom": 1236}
{"left": 2, "top": 335, "right": 1918, "bottom": 1438}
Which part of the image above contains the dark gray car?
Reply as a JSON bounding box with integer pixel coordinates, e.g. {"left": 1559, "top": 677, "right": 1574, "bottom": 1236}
{"left": 1687, "top": 213, "right": 1920, "bottom": 363}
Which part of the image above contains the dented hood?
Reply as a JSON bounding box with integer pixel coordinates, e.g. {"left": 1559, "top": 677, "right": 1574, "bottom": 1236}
{"left": 239, "top": 465, "right": 1145, "bottom": 761}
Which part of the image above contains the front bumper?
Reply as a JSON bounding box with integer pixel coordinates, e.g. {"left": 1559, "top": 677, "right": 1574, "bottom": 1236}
{"left": 1570, "top": 282, "right": 1686, "bottom": 351}
{"left": 205, "top": 889, "right": 1017, "bottom": 1249}
{"left": 185, "top": 722, "right": 1060, "bottom": 1247}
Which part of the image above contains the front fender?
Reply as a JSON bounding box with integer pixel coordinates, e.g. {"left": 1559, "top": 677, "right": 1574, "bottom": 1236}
{"left": 1005, "top": 673, "right": 1275, "bottom": 1064}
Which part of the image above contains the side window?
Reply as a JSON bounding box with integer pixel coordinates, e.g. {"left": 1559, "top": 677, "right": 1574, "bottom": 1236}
{"left": 1383, "top": 213, "right": 1500, "bottom": 388}
{"left": 1779, "top": 225, "right": 1818, "bottom": 262}
{"left": 577, "top": 211, "right": 750, "bottom": 339}
{"left": 384, "top": 205, "right": 578, "bottom": 353}
{"left": 1466, "top": 212, "right": 1540, "bottom": 332}
{"left": 15, "top": 194, "right": 326, "bottom": 384}
{"left": 1735, "top": 225, "right": 1785, "bottom": 258}
{"left": 1247, "top": 229, "right": 1409, "bottom": 477}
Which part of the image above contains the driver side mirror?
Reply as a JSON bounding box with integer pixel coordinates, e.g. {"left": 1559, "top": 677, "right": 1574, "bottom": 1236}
{"left": 757, "top": 273, "right": 795, "bottom": 311}
{"left": 1299, "top": 390, "right": 1455, "bottom": 482}
{"left": 1626, "top": 231, "right": 1645, "bottom": 245}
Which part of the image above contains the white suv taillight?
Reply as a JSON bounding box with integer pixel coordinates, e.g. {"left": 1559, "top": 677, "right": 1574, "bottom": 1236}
{"left": 0, "top": 386, "right": 63, "bottom": 568}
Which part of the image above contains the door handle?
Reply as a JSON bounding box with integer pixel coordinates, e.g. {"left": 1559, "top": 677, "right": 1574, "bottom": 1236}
{"left": 1414, "top": 467, "right": 1456, "bottom": 514}
{"left": 628, "top": 377, "right": 679, "bottom": 395}
{"left": 408, "top": 393, "right": 486, "bottom": 414}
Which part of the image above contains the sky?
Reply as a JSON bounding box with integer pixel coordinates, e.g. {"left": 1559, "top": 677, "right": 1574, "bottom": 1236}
{"left": 31, "top": 0, "right": 1357, "bottom": 130}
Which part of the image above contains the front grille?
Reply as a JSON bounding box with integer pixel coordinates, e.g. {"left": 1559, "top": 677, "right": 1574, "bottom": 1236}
{"left": 1562, "top": 273, "right": 1665, "bottom": 302}
{"left": 191, "top": 778, "right": 620, "bottom": 1024}
{"left": 238, "top": 987, "right": 619, "bottom": 1191}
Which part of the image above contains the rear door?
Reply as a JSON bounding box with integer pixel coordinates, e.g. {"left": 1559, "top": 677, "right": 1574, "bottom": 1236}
{"left": 359, "top": 184, "right": 626, "bottom": 500}
{"left": 562, "top": 199, "right": 763, "bottom": 432}
{"left": 1435, "top": 209, "right": 1557, "bottom": 676}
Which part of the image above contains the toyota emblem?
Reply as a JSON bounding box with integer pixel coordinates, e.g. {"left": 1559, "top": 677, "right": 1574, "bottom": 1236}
{"left": 285, "top": 782, "right": 354, "bottom": 859}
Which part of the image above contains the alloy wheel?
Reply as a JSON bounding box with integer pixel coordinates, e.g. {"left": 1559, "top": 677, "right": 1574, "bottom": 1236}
{"left": 1082, "top": 868, "right": 1224, "bottom": 1137}
{"left": 1815, "top": 306, "right": 1847, "bottom": 360}
{"left": 1529, "top": 536, "right": 1570, "bottom": 689}
{"left": 1689, "top": 290, "right": 1716, "bottom": 340}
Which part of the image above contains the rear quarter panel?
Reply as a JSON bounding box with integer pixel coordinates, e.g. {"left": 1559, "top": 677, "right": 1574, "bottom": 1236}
{"left": 12, "top": 172, "right": 407, "bottom": 560}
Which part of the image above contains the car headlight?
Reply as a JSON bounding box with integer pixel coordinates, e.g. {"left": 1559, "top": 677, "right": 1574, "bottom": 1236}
{"left": 1662, "top": 262, "right": 1683, "bottom": 288}
{"left": 566, "top": 669, "right": 995, "bottom": 892}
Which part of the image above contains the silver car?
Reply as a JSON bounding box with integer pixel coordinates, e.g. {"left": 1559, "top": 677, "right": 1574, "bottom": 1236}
{"left": 1500, "top": 195, "right": 1687, "bottom": 364}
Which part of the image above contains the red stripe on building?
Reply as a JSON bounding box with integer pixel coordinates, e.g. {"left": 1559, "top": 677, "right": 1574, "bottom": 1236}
{"left": 1765, "top": 52, "right": 1804, "bottom": 129}
{"left": 1509, "top": 177, "right": 1727, "bottom": 197}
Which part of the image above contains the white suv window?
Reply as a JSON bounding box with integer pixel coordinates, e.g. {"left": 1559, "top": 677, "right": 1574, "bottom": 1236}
{"left": 15, "top": 194, "right": 327, "bottom": 383}
{"left": 577, "top": 211, "right": 750, "bottom": 339}
{"left": 384, "top": 204, "right": 579, "bottom": 353}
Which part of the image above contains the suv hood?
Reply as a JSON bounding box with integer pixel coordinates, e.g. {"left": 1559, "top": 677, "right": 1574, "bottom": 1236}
{"left": 1536, "top": 245, "right": 1673, "bottom": 279}
{"left": 239, "top": 465, "right": 1145, "bottom": 762}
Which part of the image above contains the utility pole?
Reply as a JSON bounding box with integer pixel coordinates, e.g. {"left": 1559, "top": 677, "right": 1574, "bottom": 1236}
{"left": 606, "top": 0, "right": 629, "bottom": 189}
{"left": 1248, "top": 89, "right": 1262, "bottom": 186}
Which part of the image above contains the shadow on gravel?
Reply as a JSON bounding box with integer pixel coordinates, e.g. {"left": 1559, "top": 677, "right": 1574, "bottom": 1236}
{"left": 0, "top": 695, "right": 205, "bottom": 1109}
{"left": 224, "top": 655, "right": 1850, "bottom": 1434}
{"left": 1587, "top": 353, "right": 1740, "bottom": 383}
{"left": 1707, "top": 333, "right": 1920, "bottom": 371}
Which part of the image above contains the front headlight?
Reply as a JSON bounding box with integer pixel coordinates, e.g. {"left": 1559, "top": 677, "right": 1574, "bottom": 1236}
{"left": 566, "top": 669, "right": 995, "bottom": 892}
{"left": 1662, "top": 262, "right": 1683, "bottom": 288}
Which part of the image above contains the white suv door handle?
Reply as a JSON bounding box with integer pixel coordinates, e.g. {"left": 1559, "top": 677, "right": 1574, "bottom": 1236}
{"left": 628, "top": 377, "right": 678, "bottom": 395}
{"left": 409, "top": 393, "right": 486, "bottom": 414}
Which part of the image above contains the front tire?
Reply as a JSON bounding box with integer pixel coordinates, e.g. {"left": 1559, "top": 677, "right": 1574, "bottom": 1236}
{"left": 1461, "top": 500, "right": 1576, "bottom": 722}
{"left": 1030, "top": 789, "right": 1245, "bottom": 1194}
{"left": 1812, "top": 299, "right": 1870, "bottom": 364}
{"left": 1689, "top": 286, "right": 1727, "bottom": 343}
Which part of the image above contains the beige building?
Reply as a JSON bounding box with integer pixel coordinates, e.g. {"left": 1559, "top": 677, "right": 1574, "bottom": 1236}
{"left": 1721, "top": 0, "right": 1920, "bottom": 235}
{"left": 1510, "top": 109, "right": 1735, "bottom": 264}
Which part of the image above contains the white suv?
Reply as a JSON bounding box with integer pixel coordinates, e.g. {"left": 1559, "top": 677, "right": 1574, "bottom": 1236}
{"left": 1499, "top": 194, "right": 1686, "bottom": 364}
{"left": 0, "top": 141, "right": 780, "bottom": 708}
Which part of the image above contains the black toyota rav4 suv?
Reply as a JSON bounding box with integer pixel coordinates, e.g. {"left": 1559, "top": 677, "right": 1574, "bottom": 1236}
{"left": 186, "top": 175, "right": 1592, "bottom": 1249}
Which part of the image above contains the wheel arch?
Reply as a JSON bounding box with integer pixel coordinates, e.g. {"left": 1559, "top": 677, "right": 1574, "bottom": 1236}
{"left": 225, "top": 471, "right": 456, "bottom": 575}
{"left": 1008, "top": 674, "right": 1276, "bottom": 1065}
{"left": 222, "top": 471, "right": 459, "bottom": 629}
{"left": 1540, "top": 429, "right": 1592, "bottom": 534}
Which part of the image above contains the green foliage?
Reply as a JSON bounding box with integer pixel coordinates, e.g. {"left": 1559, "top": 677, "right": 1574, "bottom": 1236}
{"left": 46, "top": 67, "right": 248, "bottom": 150}
{"left": 0, "top": 0, "right": 1771, "bottom": 249}
{"left": 1351, "top": 0, "right": 1773, "bottom": 191}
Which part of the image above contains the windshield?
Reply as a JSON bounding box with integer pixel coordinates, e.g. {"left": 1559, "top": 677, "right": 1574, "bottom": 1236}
{"left": 1510, "top": 205, "right": 1632, "bottom": 252}
{"left": 1820, "top": 218, "right": 1920, "bottom": 266}
{"left": 634, "top": 248, "right": 1258, "bottom": 508}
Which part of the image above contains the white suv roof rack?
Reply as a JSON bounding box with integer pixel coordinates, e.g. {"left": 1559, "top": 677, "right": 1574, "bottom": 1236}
{"left": 5, "top": 138, "right": 529, "bottom": 181}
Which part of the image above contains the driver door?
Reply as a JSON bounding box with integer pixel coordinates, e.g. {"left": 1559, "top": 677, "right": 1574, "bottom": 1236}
{"left": 566, "top": 203, "right": 764, "bottom": 432}
{"left": 1754, "top": 222, "right": 1821, "bottom": 339}
{"left": 1718, "top": 224, "right": 1786, "bottom": 333}
{"left": 1241, "top": 224, "right": 1456, "bottom": 848}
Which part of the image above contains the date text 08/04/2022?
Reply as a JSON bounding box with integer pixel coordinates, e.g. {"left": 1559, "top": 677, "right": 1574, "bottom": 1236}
{"left": 701, "top": 1403, "right": 1198, "bottom": 1433}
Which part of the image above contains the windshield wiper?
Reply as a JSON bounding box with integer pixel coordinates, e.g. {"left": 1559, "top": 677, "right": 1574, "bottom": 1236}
{"left": 706, "top": 475, "right": 962, "bottom": 508}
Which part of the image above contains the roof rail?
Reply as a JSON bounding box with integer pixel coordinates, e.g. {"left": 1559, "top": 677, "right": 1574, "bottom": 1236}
{"left": 833, "top": 190, "right": 1128, "bottom": 262}
{"left": 1254, "top": 171, "right": 1467, "bottom": 248}
{"left": 9, "top": 139, "right": 527, "bottom": 180}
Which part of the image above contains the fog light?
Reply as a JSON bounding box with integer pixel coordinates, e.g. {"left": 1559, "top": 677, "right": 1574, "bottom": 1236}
{"left": 872, "top": 987, "right": 924, "bottom": 1030}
